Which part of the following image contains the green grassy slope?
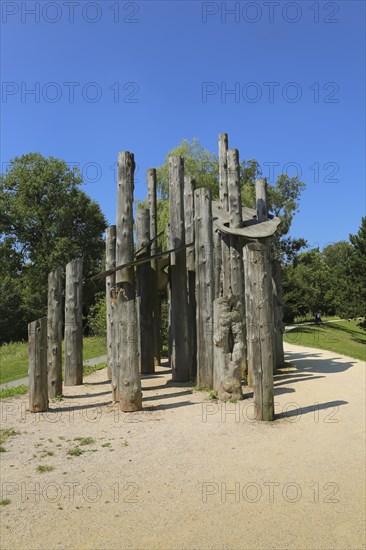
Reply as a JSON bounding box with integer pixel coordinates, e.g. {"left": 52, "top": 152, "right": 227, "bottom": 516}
{"left": 0, "top": 337, "right": 106, "bottom": 385}
{"left": 284, "top": 320, "right": 366, "bottom": 362}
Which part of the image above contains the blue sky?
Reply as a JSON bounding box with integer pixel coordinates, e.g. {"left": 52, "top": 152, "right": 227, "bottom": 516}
{"left": 1, "top": 0, "right": 365, "bottom": 249}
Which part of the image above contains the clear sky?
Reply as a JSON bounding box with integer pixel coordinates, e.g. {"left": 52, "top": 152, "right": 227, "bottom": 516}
{"left": 1, "top": 0, "right": 365, "bottom": 249}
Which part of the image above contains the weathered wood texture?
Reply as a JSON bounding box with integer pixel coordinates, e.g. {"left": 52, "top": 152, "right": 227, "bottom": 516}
{"left": 115, "top": 151, "right": 142, "bottom": 411}
{"left": 272, "top": 259, "right": 285, "bottom": 368}
{"left": 106, "top": 226, "right": 116, "bottom": 381}
{"left": 147, "top": 168, "right": 161, "bottom": 366}
{"left": 213, "top": 227, "right": 222, "bottom": 299}
{"left": 136, "top": 208, "right": 155, "bottom": 374}
{"left": 115, "top": 296, "right": 142, "bottom": 411}
{"left": 244, "top": 241, "right": 274, "bottom": 421}
{"left": 111, "top": 288, "right": 119, "bottom": 401}
{"left": 29, "top": 317, "right": 48, "bottom": 412}
{"left": 47, "top": 267, "right": 63, "bottom": 398}
{"left": 195, "top": 188, "right": 214, "bottom": 388}
{"left": 227, "top": 149, "right": 247, "bottom": 377}
{"left": 184, "top": 175, "right": 197, "bottom": 380}
{"left": 256, "top": 178, "right": 268, "bottom": 221}
{"left": 116, "top": 152, "right": 135, "bottom": 289}
{"left": 213, "top": 296, "right": 243, "bottom": 402}
{"left": 219, "top": 133, "right": 231, "bottom": 296}
{"left": 64, "top": 258, "right": 83, "bottom": 386}
{"left": 168, "top": 156, "right": 190, "bottom": 382}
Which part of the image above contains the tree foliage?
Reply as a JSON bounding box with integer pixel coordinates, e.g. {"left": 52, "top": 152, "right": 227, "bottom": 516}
{"left": 0, "top": 153, "right": 106, "bottom": 342}
{"left": 153, "top": 138, "right": 306, "bottom": 262}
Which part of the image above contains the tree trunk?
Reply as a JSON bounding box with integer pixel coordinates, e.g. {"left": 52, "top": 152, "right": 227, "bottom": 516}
{"left": 256, "top": 178, "right": 268, "bottom": 222}
{"left": 184, "top": 175, "right": 197, "bottom": 380}
{"left": 272, "top": 259, "right": 285, "bottom": 369}
{"left": 136, "top": 208, "right": 155, "bottom": 374}
{"left": 147, "top": 168, "right": 161, "bottom": 366}
{"left": 29, "top": 317, "right": 48, "bottom": 412}
{"left": 168, "top": 156, "right": 190, "bottom": 382}
{"left": 64, "top": 258, "right": 83, "bottom": 386}
{"left": 115, "top": 151, "right": 142, "bottom": 411}
{"left": 244, "top": 241, "right": 274, "bottom": 421}
{"left": 213, "top": 296, "right": 243, "bottom": 402}
{"left": 227, "top": 148, "right": 247, "bottom": 378}
{"left": 213, "top": 227, "right": 222, "bottom": 299}
{"left": 219, "top": 133, "right": 231, "bottom": 296}
{"left": 195, "top": 188, "right": 214, "bottom": 388}
{"left": 106, "top": 226, "right": 116, "bottom": 381}
{"left": 47, "top": 267, "right": 63, "bottom": 398}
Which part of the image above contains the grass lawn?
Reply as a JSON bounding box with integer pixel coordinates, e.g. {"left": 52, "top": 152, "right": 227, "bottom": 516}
{"left": 284, "top": 319, "right": 366, "bottom": 362}
{"left": 0, "top": 336, "right": 106, "bottom": 385}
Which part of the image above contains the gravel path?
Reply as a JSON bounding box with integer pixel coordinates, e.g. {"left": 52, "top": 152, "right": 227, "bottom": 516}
{"left": 0, "top": 344, "right": 364, "bottom": 550}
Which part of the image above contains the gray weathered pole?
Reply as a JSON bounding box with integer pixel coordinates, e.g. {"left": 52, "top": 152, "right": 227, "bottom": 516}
{"left": 244, "top": 241, "right": 275, "bottom": 421}
{"left": 115, "top": 151, "right": 142, "bottom": 411}
{"left": 47, "top": 267, "right": 63, "bottom": 398}
{"left": 29, "top": 317, "right": 48, "bottom": 412}
{"left": 256, "top": 178, "right": 268, "bottom": 222}
{"left": 136, "top": 208, "right": 155, "bottom": 374}
{"left": 106, "top": 226, "right": 116, "bottom": 381}
{"left": 227, "top": 149, "right": 247, "bottom": 378}
{"left": 213, "top": 296, "right": 243, "bottom": 401}
{"left": 64, "top": 258, "right": 83, "bottom": 386}
{"left": 169, "top": 156, "right": 190, "bottom": 382}
{"left": 195, "top": 188, "right": 214, "bottom": 388}
{"left": 219, "top": 133, "right": 231, "bottom": 296}
{"left": 147, "top": 168, "right": 161, "bottom": 366}
{"left": 184, "top": 175, "right": 197, "bottom": 380}
{"left": 272, "top": 259, "right": 285, "bottom": 369}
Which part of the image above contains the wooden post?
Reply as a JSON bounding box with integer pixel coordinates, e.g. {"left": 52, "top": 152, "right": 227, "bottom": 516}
{"left": 272, "top": 259, "right": 285, "bottom": 369}
{"left": 244, "top": 241, "right": 274, "bottom": 421}
{"left": 256, "top": 178, "right": 268, "bottom": 221}
{"left": 106, "top": 226, "right": 116, "bottom": 381}
{"left": 64, "top": 258, "right": 83, "bottom": 386}
{"left": 147, "top": 168, "right": 161, "bottom": 366}
{"left": 184, "top": 175, "right": 197, "bottom": 380}
{"left": 136, "top": 208, "right": 155, "bottom": 374}
{"left": 213, "top": 227, "right": 222, "bottom": 299}
{"left": 213, "top": 296, "right": 243, "bottom": 402}
{"left": 116, "top": 151, "right": 142, "bottom": 411}
{"left": 47, "top": 267, "right": 63, "bottom": 398}
{"left": 227, "top": 149, "right": 247, "bottom": 378}
{"left": 168, "top": 156, "right": 190, "bottom": 382}
{"left": 195, "top": 188, "right": 214, "bottom": 388}
{"left": 29, "top": 317, "right": 48, "bottom": 412}
{"left": 111, "top": 288, "right": 119, "bottom": 401}
{"left": 219, "top": 133, "right": 231, "bottom": 296}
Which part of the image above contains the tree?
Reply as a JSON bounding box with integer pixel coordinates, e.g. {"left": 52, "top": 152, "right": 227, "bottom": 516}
{"left": 348, "top": 218, "right": 366, "bottom": 318}
{"left": 0, "top": 153, "right": 106, "bottom": 342}
{"left": 152, "top": 139, "right": 306, "bottom": 260}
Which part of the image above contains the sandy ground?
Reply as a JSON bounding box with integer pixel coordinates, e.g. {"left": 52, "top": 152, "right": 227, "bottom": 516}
{"left": 0, "top": 343, "right": 365, "bottom": 550}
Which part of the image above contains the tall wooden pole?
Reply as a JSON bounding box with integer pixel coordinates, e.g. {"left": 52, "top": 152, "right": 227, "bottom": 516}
{"left": 47, "top": 267, "right": 63, "bottom": 398}
{"left": 106, "top": 226, "right": 116, "bottom": 381}
{"left": 219, "top": 133, "right": 231, "bottom": 296}
{"left": 272, "top": 259, "right": 285, "bottom": 369}
{"left": 244, "top": 241, "right": 275, "bottom": 421}
{"left": 195, "top": 188, "right": 214, "bottom": 388}
{"left": 64, "top": 258, "right": 83, "bottom": 386}
{"left": 147, "top": 168, "right": 161, "bottom": 366}
{"left": 116, "top": 151, "right": 142, "bottom": 411}
{"left": 136, "top": 208, "right": 155, "bottom": 374}
{"left": 29, "top": 317, "right": 48, "bottom": 412}
{"left": 227, "top": 149, "right": 247, "bottom": 378}
{"left": 256, "top": 178, "right": 268, "bottom": 222}
{"left": 184, "top": 175, "right": 197, "bottom": 380}
{"left": 168, "top": 156, "right": 190, "bottom": 382}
